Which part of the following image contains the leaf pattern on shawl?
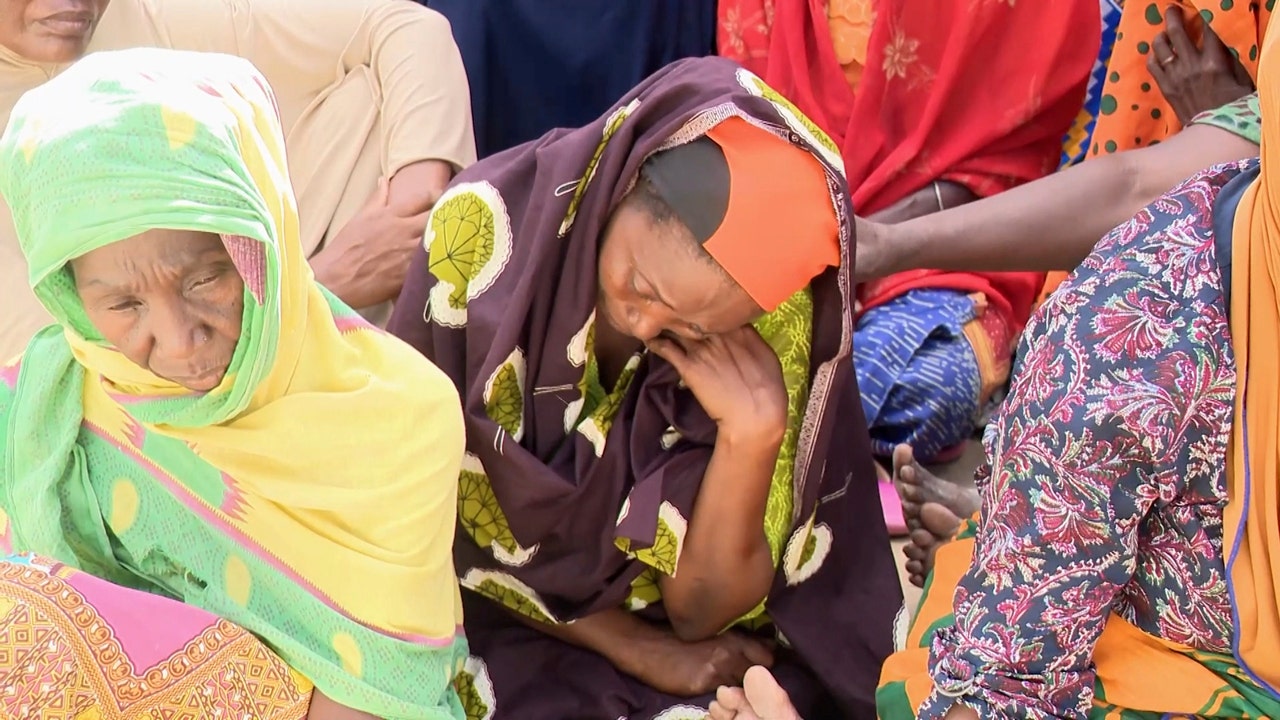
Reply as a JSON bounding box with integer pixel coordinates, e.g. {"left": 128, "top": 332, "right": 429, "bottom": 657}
{"left": 559, "top": 99, "right": 640, "bottom": 237}
{"left": 576, "top": 355, "right": 640, "bottom": 457}
{"left": 737, "top": 68, "right": 844, "bottom": 174}
{"left": 425, "top": 181, "right": 513, "bottom": 328}
{"left": 483, "top": 348, "right": 525, "bottom": 442}
{"left": 460, "top": 568, "right": 557, "bottom": 625}
{"left": 751, "top": 289, "right": 813, "bottom": 563}
{"left": 625, "top": 567, "right": 662, "bottom": 611}
{"left": 614, "top": 501, "right": 687, "bottom": 577}
{"left": 457, "top": 454, "right": 538, "bottom": 567}
{"left": 452, "top": 656, "right": 496, "bottom": 720}
{"left": 783, "top": 516, "right": 833, "bottom": 586}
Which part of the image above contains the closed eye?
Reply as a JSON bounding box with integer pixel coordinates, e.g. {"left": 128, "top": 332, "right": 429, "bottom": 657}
{"left": 108, "top": 299, "right": 141, "bottom": 312}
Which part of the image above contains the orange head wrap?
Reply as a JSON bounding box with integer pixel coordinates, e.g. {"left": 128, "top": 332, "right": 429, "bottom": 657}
{"left": 641, "top": 116, "right": 839, "bottom": 311}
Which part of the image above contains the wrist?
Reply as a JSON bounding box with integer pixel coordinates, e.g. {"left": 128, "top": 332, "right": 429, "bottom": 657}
{"left": 608, "top": 618, "right": 675, "bottom": 678}
{"left": 882, "top": 219, "right": 926, "bottom": 276}
{"left": 715, "top": 420, "right": 785, "bottom": 454}
{"left": 308, "top": 249, "right": 343, "bottom": 288}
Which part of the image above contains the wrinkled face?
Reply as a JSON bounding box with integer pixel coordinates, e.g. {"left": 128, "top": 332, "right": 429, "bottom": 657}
{"left": 71, "top": 228, "right": 244, "bottom": 392}
{"left": 597, "top": 198, "right": 760, "bottom": 343}
{"left": 0, "top": 0, "right": 109, "bottom": 64}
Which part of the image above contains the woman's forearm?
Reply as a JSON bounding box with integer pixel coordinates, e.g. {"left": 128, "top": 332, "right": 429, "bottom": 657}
{"left": 387, "top": 159, "right": 453, "bottom": 216}
{"left": 513, "top": 605, "right": 668, "bottom": 676}
{"left": 659, "top": 432, "right": 780, "bottom": 642}
{"left": 873, "top": 124, "right": 1259, "bottom": 276}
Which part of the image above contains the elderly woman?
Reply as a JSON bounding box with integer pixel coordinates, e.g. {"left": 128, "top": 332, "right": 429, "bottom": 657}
{"left": 0, "top": 0, "right": 475, "bottom": 359}
{"left": 0, "top": 49, "right": 467, "bottom": 719}
{"left": 715, "top": 24, "right": 1280, "bottom": 720}
{"left": 387, "top": 57, "right": 902, "bottom": 719}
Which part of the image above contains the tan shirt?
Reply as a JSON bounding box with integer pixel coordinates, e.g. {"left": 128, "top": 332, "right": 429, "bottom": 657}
{"left": 0, "top": 0, "right": 476, "bottom": 359}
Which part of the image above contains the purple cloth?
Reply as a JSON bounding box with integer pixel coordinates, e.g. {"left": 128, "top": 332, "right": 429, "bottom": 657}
{"left": 389, "top": 57, "right": 900, "bottom": 719}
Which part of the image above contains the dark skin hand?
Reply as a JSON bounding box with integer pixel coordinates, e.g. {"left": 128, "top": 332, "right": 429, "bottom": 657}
{"left": 1149, "top": 6, "right": 1254, "bottom": 125}
{"left": 310, "top": 159, "right": 452, "bottom": 309}
{"left": 646, "top": 325, "right": 788, "bottom": 641}
{"left": 519, "top": 606, "right": 775, "bottom": 698}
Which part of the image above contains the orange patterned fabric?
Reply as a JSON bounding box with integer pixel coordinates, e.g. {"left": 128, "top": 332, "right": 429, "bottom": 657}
{"left": 826, "top": 0, "right": 875, "bottom": 89}
{"left": 719, "top": 0, "right": 876, "bottom": 95}
{"left": 0, "top": 559, "right": 310, "bottom": 719}
{"left": 1089, "top": 0, "right": 1269, "bottom": 157}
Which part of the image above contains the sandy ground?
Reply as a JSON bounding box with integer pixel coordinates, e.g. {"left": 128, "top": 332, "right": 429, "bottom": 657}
{"left": 890, "top": 441, "right": 985, "bottom": 616}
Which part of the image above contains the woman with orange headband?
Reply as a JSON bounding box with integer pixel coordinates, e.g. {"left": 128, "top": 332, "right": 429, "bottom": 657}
{"left": 387, "top": 58, "right": 902, "bottom": 719}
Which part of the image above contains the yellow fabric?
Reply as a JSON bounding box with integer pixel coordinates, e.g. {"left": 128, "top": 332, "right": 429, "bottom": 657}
{"left": 1225, "top": 24, "right": 1280, "bottom": 697}
{"left": 50, "top": 50, "right": 467, "bottom": 644}
{"left": 0, "top": 0, "right": 476, "bottom": 357}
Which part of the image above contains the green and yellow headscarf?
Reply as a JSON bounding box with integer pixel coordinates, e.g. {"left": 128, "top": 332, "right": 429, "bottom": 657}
{"left": 0, "top": 48, "right": 468, "bottom": 719}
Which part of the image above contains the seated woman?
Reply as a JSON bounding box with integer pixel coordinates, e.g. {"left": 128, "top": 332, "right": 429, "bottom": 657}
{"left": 387, "top": 57, "right": 902, "bottom": 719}
{"left": 719, "top": 0, "right": 1098, "bottom": 533}
{"left": 0, "top": 48, "right": 466, "bottom": 719}
{"left": 715, "top": 22, "right": 1280, "bottom": 720}
{"left": 860, "top": 9, "right": 1265, "bottom": 586}
{"left": 0, "top": 0, "right": 475, "bottom": 360}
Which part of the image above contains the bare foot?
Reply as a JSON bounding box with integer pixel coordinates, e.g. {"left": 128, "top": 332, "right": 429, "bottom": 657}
{"left": 708, "top": 667, "right": 801, "bottom": 720}
{"left": 891, "top": 444, "right": 979, "bottom": 530}
{"left": 902, "top": 503, "right": 963, "bottom": 587}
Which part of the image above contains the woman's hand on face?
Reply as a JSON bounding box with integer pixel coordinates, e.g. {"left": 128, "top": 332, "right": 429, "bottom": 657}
{"left": 647, "top": 326, "right": 787, "bottom": 446}
{"left": 626, "top": 630, "right": 775, "bottom": 698}
{"left": 1149, "top": 6, "right": 1254, "bottom": 125}
{"left": 310, "top": 178, "right": 431, "bottom": 309}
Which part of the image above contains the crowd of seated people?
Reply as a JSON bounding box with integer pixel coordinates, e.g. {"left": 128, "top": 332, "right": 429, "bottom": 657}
{"left": 0, "top": 1, "right": 1275, "bottom": 719}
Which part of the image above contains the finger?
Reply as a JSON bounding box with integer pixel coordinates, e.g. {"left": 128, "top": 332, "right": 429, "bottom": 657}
{"left": 740, "top": 638, "right": 776, "bottom": 668}
{"left": 1164, "top": 6, "right": 1196, "bottom": 59}
{"left": 1151, "top": 31, "right": 1178, "bottom": 68}
{"left": 707, "top": 700, "right": 737, "bottom": 720}
{"left": 646, "top": 337, "right": 690, "bottom": 372}
{"left": 1200, "top": 21, "right": 1229, "bottom": 55}
{"left": 1147, "top": 51, "right": 1171, "bottom": 91}
{"left": 715, "top": 685, "right": 750, "bottom": 711}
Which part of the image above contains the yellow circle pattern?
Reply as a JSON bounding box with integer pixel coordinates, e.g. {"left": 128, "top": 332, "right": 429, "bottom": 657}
{"left": 109, "top": 480, "right": 139, "bottom": 533}
{"left": 224, "top": 554, "right": 253, "bottom": 607}
{"left": 332, "top": 632, "right": 363, "bottom": 678}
